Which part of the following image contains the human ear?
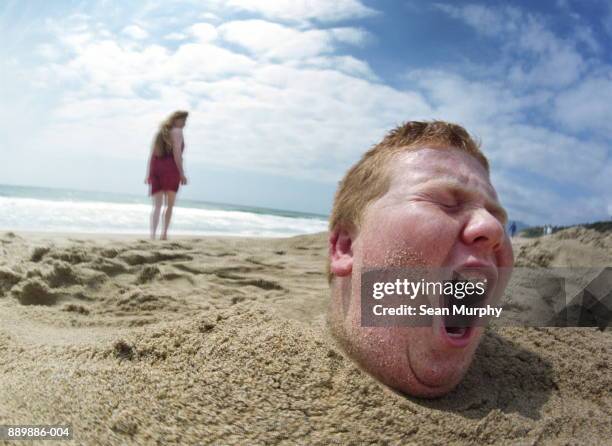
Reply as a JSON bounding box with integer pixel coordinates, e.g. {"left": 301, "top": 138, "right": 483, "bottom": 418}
{"left": 329, "top": 227, "right": 353, "bottom": 277}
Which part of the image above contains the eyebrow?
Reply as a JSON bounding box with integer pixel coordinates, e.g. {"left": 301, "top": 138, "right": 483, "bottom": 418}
{"left": 415, "top": 179, "right": 509, "bottom": 224}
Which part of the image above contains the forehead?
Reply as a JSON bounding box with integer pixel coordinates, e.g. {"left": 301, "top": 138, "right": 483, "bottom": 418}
{"left": 387, "top": 147, "right": 498, "bottom": 199}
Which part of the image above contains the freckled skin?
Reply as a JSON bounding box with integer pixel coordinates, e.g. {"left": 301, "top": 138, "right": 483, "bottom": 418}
{"left": 329, "top": 148, "right": 514, "bottom": 398}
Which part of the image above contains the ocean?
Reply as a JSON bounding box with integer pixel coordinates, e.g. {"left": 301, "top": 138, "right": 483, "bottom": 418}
{"left": 0, "top": 184, "right": 328, "bottom": 237}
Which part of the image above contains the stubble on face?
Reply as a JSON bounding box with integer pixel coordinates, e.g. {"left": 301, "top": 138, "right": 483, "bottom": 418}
{"left": 329, "top": 147, "right": 511, "bottom": 397}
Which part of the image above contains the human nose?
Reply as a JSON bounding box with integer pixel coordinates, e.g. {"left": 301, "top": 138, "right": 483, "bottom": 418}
{"left": 461, "top": 208, "right": 505, "bottom": 252}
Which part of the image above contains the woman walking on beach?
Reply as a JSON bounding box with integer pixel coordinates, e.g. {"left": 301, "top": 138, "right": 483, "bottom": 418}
{"left": 146, "top": 110, "right": 189, "bottom": 240}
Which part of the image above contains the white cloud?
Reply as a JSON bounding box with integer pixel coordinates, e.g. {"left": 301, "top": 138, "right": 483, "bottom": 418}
{"left": 164, "top": 32, "right": 188, "bottom": 41}
{"left": 328, "top": 27, "right": 370, "bottom": 46}
{"left": 47, "top": 21, "right": 256, "bottom": 95}
{"left": 493, "top": 173, "right": 608, "bottom": 224}
{"left": 303, "top": 55, "right": 377, "bottom": 80}
{"left": 31, "top": 14, "right": 430, "bottom": 182}
{"left": 553, "top": 74, "right": 612, "bottom": 137}
{"left": 428, "top": 3, "right": 611, "bottom": 223}
{"left": 573, "top": 25, "right": 601, "bottom": 53}
{"left": 408, "top": 69, "right": 607, "bottom": 183}
{"left": 188, "top": 22, "right": 218, "bottom": 42}
{"left": 36, "top": 43, "right": 61, "bottom": 60}
{"left": 122, "top": 24, "right": 149, "bottom": 40}
{"left": 218, "top": 20, "right": 333, "bottom": 59}
{"left": 217, "top": 20, "right": 368, "bottom": 61}
{"left": 510, "top": 17, "right": 585, "bottom": 88}
{"left": 200, "top": 12, "right": 222, "bottom": 22}
{"left": 58, "top": 30, "right": 95, "bottom": 51}
{"left": 407, "top": 70, "right": 538, "bottom": 123}
{"left": 433, "top": 3, "right": 521, "bottom": 36}
{"left": 4, "top": 1, "right": 610, "bottom": 224}
{"left": 225, "top": 0, "right": 377, "bottom": 23}
{"left": 434, "top": 3, "right": 586, "bottom": 88}
{"left": 406, "top": 0, "right": 612, "bottom": 223}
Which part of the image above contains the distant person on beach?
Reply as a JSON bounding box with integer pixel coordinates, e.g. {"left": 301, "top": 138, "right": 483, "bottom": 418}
{"left": 145, "top": 110, "right": 189, "bottom": 240}
{"left": 327, "top": 120, "right": 514, "bottom": 397}
{"left": 510, "top": 221, "right": 517, "bottom": 238}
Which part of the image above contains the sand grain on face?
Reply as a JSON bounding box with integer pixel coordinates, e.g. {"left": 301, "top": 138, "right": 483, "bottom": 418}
{"left": 0, "top": 230, "right": 610, "bottom": 445}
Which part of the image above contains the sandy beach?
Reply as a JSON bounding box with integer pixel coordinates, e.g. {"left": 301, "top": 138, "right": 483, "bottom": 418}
{"left": 1, "top": 228, "right": 611, "bottom": 445}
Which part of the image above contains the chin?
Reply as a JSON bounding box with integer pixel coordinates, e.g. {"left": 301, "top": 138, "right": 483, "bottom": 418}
{"left": 360, "top": 329, "right": 482, "bottom": 399}
{"left": 362, "top": 354, "right": 471, "bottom": 399}
{"left": 394, "top": 360, "right": 471, "bottom": 398}
{"left": 329, "top": 312, "right": 481, "bottom": 399}
{"left": 405, "top": 337, "right": 482, "bottom": 397}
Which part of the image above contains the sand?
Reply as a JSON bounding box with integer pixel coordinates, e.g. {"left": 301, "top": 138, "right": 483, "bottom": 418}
{"left": 0, "top": 229, "right": 611, "bottom": 445}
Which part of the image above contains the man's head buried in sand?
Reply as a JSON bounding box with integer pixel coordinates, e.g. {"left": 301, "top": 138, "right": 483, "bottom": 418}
{"left": 327, "top": 121, "right": 514, "bottom": 398}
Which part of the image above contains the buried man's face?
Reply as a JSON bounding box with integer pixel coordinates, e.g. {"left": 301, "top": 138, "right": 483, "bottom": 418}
{"left": 329, "top": 148, "right": 514, "bottom": 397}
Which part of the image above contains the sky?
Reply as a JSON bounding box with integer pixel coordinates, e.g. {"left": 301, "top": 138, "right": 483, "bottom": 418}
{"left": 1, "top": 0, "right": 611, "bottom": 224}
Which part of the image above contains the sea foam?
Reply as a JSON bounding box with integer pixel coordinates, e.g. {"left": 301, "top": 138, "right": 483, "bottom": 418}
{"left": 0, "top": 196, "right": 327, "bottom": 237}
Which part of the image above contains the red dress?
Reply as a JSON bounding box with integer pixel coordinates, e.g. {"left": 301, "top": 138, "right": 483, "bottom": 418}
{"left": 149, "top": 142, "right": 184, "bottom": 195}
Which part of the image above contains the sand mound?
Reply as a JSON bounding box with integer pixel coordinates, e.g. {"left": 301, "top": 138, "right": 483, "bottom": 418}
{"left": 515, "top": 228, "right": 612, "bottom": 268}
{"left": 2, "top": 303, "right": 610, "bottom": 444}
{"left": 0, "top": 231, "right": 610, "bottom": 445}
{"left": 12, "top": 277, "right": 58, "bottom": 305}
{"left": 0, "top": 266, "right": 22, "bottom": 294}
{"left": 46, "top": 260, "right": 83, "bottom": 287}
{"left": 118, "top": 249, "right": 193, "bottom": 266}
{"left": 552, "top": 226, "right": 612, "bottom": 249}
{"left": 30, "top": 246, "right": 50, "bottom": 262}
{"left": 136, "top": 265, "right": 161, "bottom": 284}
{"left": 47, "top": 246, "right": 94, "bottom": 264}
{"left": 88, "top": 257, "right": 130, "bottom": 276}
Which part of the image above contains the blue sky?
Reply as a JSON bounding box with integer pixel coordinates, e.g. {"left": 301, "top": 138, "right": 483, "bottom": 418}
{"left": 1, "top": 0, "right": 610, "bottom": 224}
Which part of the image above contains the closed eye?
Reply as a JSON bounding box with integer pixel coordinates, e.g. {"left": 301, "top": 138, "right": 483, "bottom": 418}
{"left": 413, "top": 182, "right": 507, "bottom": 222}
{"left": 416, "top": 193, "right": 459, "bottom": 210}
{"left": 439, "top": 201, "right": 461, "bottom": 211}
{"left": 487, "top": 206, "right": 508, "bottom": 225}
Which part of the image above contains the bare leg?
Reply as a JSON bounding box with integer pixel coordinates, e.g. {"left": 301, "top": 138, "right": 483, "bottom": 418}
{"left": 161, "top": 191, "right": 177, "bottom": 240}
{"left": 150, "top": 192, "right": 163, "bottom": 240}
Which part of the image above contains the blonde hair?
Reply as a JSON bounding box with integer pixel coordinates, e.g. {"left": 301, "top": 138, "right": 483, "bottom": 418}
{"left": 327, "top": 120, "right": 489, "bottom": 282}
{"left": 153, "top": 110, "right": 189, "bottom": 156}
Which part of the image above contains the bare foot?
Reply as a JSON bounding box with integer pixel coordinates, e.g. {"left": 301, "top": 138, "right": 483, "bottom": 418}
{"left": 160, "top": 234, "right": 168, "bottom": 241}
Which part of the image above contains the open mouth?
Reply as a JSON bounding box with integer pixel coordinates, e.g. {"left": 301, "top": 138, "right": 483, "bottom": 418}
{"left": 439, "top": 272, "right": 491, "bottom": 346}
{"left": 440, "top": 323, "right": 474, "bottom": 347}
{"left": 444, "top": 325, "right": 471, "bottom": 338}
